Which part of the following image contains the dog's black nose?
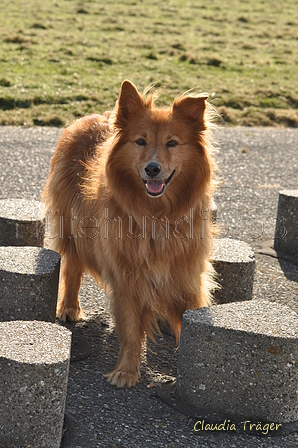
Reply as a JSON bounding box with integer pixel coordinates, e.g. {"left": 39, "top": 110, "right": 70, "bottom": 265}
{"left": 144, "top": 161, "right": 162, "bottom": 178}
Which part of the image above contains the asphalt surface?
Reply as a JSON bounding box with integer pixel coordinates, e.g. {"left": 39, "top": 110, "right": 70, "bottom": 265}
{"left": 0, "top": 125, "right": 298, "bottom": 448}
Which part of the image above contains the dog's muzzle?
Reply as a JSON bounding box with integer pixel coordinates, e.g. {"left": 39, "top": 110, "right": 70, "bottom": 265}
{"left": 142, "top": 161, "right": 175, "bottom": 197}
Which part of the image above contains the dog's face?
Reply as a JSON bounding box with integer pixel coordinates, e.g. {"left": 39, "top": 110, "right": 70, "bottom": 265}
{"left": 132, "top": 110, "right": 183, "bottom": 198}
{"left": 106, "top": 80, "right": 212, "bottom": 215}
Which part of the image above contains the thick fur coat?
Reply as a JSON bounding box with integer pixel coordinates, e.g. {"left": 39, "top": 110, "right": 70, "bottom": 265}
{"left": 42, "top": 80, "right": 216, "bottom": 387}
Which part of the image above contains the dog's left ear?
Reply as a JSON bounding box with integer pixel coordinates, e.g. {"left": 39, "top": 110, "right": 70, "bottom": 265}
{"left": 114, "top": 80, "right": 145, "bottom": 128}
{"left": 172, "top": 95, "right": 208, "bottom": 124}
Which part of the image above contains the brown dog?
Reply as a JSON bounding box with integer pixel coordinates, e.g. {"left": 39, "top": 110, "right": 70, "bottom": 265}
{"left": 42, "top": 80, "right": 217, "bottom": 387}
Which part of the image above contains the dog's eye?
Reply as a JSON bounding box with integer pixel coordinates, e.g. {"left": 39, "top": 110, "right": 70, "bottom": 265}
{"left": 135, "top": 138, "right": 147, "bottom": 147}
{"left": 167, "top": 140, "right": 178, "bottom": 148}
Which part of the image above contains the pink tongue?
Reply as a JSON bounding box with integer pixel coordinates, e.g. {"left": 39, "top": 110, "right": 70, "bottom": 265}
{"left": 146, "top": 180, "right": 165, "bottom": 194}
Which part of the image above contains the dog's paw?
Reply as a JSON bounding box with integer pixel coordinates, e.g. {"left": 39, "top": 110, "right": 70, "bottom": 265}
{"left": 106, "top": 369, "right": 139, "bottom": 388}
{"left": 56, "top": 301, "right": 83, "bottom": 322}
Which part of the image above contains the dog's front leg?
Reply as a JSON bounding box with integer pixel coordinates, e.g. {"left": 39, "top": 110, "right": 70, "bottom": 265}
{"left": 107, "top": 293, "right": 145, "bottom": 388}
{"left": 56, "top": 241, "right": 84, "bottom": 322}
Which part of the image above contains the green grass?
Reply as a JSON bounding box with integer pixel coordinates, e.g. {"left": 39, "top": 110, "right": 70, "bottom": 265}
{"left": 0, "top": 0, "right": 297, "bottom": 127}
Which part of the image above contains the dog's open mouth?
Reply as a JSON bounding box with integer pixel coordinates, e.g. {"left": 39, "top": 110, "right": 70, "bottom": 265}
{"left": 142, "top": 170, "right": 175, "bottom": 197}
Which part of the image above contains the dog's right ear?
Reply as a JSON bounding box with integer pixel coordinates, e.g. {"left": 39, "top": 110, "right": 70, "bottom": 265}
{"left": 114, "top": 80, "right": 145, "bottom": 128}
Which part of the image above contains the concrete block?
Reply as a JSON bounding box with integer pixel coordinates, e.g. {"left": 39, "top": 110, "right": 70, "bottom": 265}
{"left": 274, "top": 190, "right": 298, "bottom": 257}
{"left": 0, "top": 199, "right": 45, "bottom": 246}
{"left": 210, "top": 198, "right": 217, "bottom": 224}
{"left": 0, "top": 320, "right": 71, "bottom": 448}
{"left": 0, "top": 246, "right": 60, "bottom": 322}
{"left": 211, "top": 238, "right": 255, "bottom": 304}
{"left": 176, "top": 301, "right": 298, "bottom": 423}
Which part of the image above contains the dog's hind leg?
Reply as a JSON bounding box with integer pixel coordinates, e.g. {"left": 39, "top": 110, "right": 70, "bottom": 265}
{"left": 57, "top": 240, "right": 84, "bottom": 322}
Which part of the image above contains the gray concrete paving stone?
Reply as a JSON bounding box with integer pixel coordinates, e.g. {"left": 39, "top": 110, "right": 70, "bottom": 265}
{"left": 176, "top": 302, "right": 298, "bottom": 423}
{"left": 0, "top": 320, "right": 71, "bottom": 447}
{"left": 274, "top": 190, "right": 298, "bottom": 256}
{"left": 0, "top": 246, "right": 60, "bottom": 322}
{"left": 0, "top": 198, "right": 45, "bottom": 246}
{"left": 211, "top": 238, "right": 255, "bottom": 304}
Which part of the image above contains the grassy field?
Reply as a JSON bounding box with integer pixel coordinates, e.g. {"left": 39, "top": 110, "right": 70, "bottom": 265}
{"left": 0, "top": 0, "right": 297, "bottom": 127}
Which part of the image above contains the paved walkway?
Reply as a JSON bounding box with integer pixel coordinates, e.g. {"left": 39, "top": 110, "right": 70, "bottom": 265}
{"left": 0, "top": 126, "right": 297, "bottom": 447}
